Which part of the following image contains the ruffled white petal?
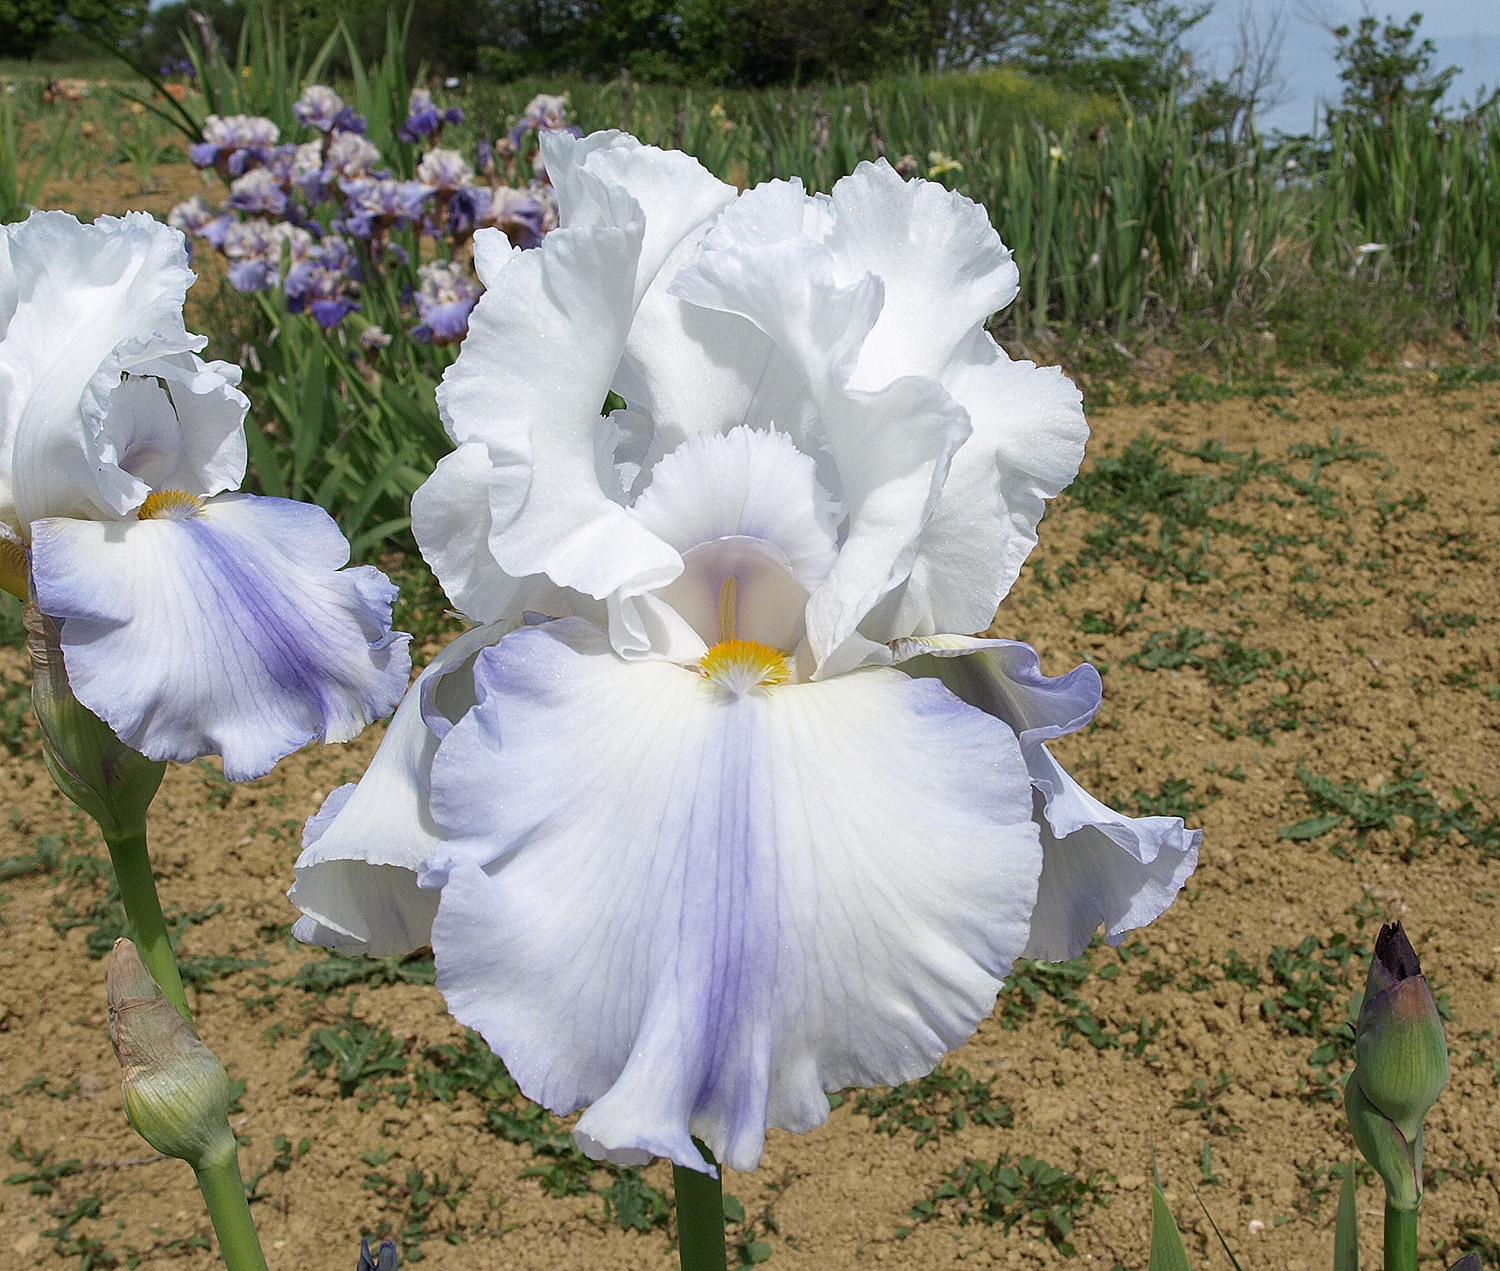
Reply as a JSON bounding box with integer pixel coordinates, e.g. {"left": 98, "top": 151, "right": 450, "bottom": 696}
{"left": 1020, "top": 750, "right": 1200, "bottom": 960}
{"left": 896, "top": 637, "right": 1198, "bottom": 959}
{"left": 826, "top": 160, "right": 1019, "bottom": 389}
{"left": 868, "top": 332, "right": 1087, "bottom": 639}
{"left": 30, "top": 493, "right": 411, "bottom": 781}
{"left": 289, "top": 623, "right": 505, "bottom": 955}
{"left": 423, "top": 618, "right": 1041, "bottom": 1174}
{"left": 135, "top": 352, "right": 249, "bottom": 498}
{"left": 0, "top": 212, "right": 202, "bottom": 532}
{"left": 670, "top": 183, "right": 972, "bottom": 676}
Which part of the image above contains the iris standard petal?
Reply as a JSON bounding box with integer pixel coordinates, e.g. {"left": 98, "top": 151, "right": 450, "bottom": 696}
{"left": 289, "top": 623, "right": 505, "bottom": 955}
{"left": 0, "top": 212, "right": 202, "bottom": 531}
{"left": 869, "top": 331, "right": 1088, "bottom": 639}
{"left": 826, "top": 160, "right": 1019, "bottom": 389}
{"left": 897, "top": 636, "right": 1199, "bottom": 960}
{"left": 30, "top": 493, "right": 411, "bottom": 781}
{"left": 671, "top": 183, "right": 973, "bottom": 676}
{"left": 424, "top": 618, "right": 1041, "bottom": 1174}
{"left": 436, "top": 215, "right": 683, "bottom": 606}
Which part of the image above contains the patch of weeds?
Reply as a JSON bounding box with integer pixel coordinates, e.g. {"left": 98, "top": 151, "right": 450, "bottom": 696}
{"left": 1199, "top": 1141, "right": 1224, "bottom": 1185}
{"left": 722, "top": 1194, "right": 773, "bottom": 1265}
{"left": 0, "top": 677, "right": 35, "bottom": 755}
{"left": 388, "top": 557, "right": 466, "bottom": 657}
{"left": 1064, "top": 433, "right": 1265, "bottom": 584}
{"left": 1280, "top": 758, "right": 1500, "bottom": 860}
{"left": 996, "top": 957, "right": 1093, "bottom": 1030}
{"left": 194, "top": 759, "right": 234, "bottom": 810}
{"left": 1436, "top": 1216, "right": 1500, "bottom": 1270}
{"left": 5, "top": 1140, "right": 82, "bottom": 1194}
{"left": 1260, "top": 931, "right": 1369, "bottom": 1095}
{"left": 907, "top": 1153, "right": 1109, "bottom": 1255}
{"left": 246, "top": 1134, "right": 311, "bottom": 1203}
{"left": 294, "top": 951, "right": 436, "bottom": 996}
{"left": 301, "top": 1013, "right": 410, "bottom": 1101}
{"left": 1429, "top": 528, "right": 1487, "bottom": 562}
{"left": 414, "top": 1030, "right": 596, "bottom": 1203}
{"left": 1408, "top": 592, "right": 1480, "bottom": 638}
{"left": 1371, "top": 490, "right": 1427, "bottom": 530}
{"left": 1278, "top": 430, "right": 1381, "bottom": 515}
{"left": 599, "top": 1169, "right": 671, "bottom": 1233}
{"left": 1289, "top": 589, "right": 1352, "bottom": 620}
{"left": 1425, "top": 1156, "right": 1488, "bottom": 1189}
{"left": 43, "top": 1192, "right": 117, "bottom": 1269}
{"left": 1463, "top": 1031, "right": 1500, "bottom": 1086}
{"left": 361, "top": 1155, "right": 468, "bottom": 1262}
{"left": 850, "top": 1064, "right": 1011, "bottom": 1148}
{"left": 1111, "top": 776, "right": 1209, "bottom": 821}
{"left": 1074, "top": 593, "right": 1146, "bottom": 636}
{"left": 1176, "top": 1071, "right": 1240, "bottom": 1135}
{"left": 0, "top": 831, "right": 65, "bottom": 880}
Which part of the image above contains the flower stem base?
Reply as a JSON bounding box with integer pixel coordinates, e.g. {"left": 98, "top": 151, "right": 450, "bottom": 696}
{"left": 1384, "top": 1203, "right": 1419, "bottom": 1271}
{"left": 195, "top": 1153, "right": 270, "bottom": 1271}
{"left": 673, "top": 1140, "right": 728, "bottom": 1271}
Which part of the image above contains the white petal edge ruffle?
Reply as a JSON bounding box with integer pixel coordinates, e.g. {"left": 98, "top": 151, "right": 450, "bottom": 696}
{"left": 31, "top": 492, "right": 411, "bottom": 781}
{"left": 289, "top": 622, "right": 506, "bottom": 956}
{"left": 895, "top": 636, "right": 1199, "bottom": 961}
{"left": 423, "top": 618, "right": 1041, "bottom": 1174}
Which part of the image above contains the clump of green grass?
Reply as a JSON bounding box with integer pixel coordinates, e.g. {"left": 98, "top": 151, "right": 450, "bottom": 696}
{"left": 905, "top": 1154, "right": 1109, "bottom": 1255}
{"left": 295, "top": 950, "right": 435, "bottom": 995}
{"left": 1280, "top": 758, "right": 1500, "bottom": 860}
{"left": 849, "top": 1064, "right": 1012, "bottom": 1148}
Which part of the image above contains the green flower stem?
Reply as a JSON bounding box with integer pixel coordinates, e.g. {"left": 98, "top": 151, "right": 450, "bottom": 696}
{"left": 194, "top": 1152, "right": 271, "bottom": 1271}
{"left": 104, "top": 829, "right": 189, "bottom": 1020}
{"left": 673, "top": 1140, "right": 728, "bottom": 1271}
{"left": 1384, "top": 1203, "right": 1419, "bottom": 1271}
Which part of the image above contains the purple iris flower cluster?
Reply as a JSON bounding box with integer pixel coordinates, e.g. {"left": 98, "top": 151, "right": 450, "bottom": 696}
{"left": 167, "top": 84, "right": 578, "bottom": 346}
{"left": 398, "top": 88, "right": 463, "bottom": 143}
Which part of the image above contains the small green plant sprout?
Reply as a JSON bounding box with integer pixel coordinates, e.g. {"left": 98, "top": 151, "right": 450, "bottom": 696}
{"left": 1344, "top": 922, "right": 1449, "bottom": 1271}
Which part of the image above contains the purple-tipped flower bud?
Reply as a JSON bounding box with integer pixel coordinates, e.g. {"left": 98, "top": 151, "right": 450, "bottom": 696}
{"left": 1355, "top": 922, "right": 1449, "bottom": 1142}
{"left": 357, "top": 1237, "right": 398, "bottom": 1271}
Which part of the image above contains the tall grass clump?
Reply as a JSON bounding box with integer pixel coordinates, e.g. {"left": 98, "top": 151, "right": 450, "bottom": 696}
{"left": 64, "top": 1, "right": 1497, "bottom": 558}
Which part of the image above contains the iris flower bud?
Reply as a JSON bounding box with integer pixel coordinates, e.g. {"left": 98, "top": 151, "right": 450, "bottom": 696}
{"left": 107, "top": 939, "right": 238, "bottom": 1171}
{"left": 1346, "top": 922, "right": 1449, "bottom": 1212}
{"left": 24, "top": 606, "right": 165, "bottom": 842}
{"left": 358, "top": 1238, "right": 398, "bottom": 1271}
{"left": 1356, "top": 922, "right": 1449, "bottom": 1142}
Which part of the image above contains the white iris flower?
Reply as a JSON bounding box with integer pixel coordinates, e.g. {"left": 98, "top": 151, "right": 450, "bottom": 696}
{"left": 0, "top": 212, "right": 411, "bottom": 780}
{"left": 291, "top": 134, "right": 1199, "bottom": 1174}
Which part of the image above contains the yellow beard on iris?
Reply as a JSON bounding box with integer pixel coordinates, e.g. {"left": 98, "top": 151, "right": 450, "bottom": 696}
{"left": 697, "top": 575, "right": 791, "bottom": 695}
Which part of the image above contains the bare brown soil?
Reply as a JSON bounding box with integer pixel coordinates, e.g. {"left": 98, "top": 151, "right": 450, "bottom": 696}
{"left": 6, "top": 162, "right": 1500, "bottom": 1271}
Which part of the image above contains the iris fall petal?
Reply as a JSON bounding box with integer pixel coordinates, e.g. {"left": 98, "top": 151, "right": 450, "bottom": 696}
{"left": 30, "top": 492, "right": 411, "bottom": 781}
{"left": 424, "top": 618, "right": 1042, "bottom": 1174}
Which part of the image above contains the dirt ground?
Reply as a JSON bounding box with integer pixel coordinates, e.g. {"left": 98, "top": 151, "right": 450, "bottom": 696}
{"left": 4, "top": 148, "right": 1500, "bottom": 1271}
{"left": 0, "top": 369, "right": 1496, "bottom": 1271}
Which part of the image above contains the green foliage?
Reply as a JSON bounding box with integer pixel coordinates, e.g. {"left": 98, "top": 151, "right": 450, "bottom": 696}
{"left": 908, "top": 1153, "right": 1109, "bottom": 1254}
{"left": 1280, "top": 759, "right": 1500, "bottom": 860}
{"left": 1329, "top": 11, "right": 1459, "bottom": 125}
{"left": 1, "top": 91, "right": 72, "bottom": 224}
{"left": 1148, "top": 1182, "right": 1194, "bottom": 1271}
{"left": 294, "top": 951, "right": 437, "bottom": 995}
{"left": 1113, "top": 777, "right": 1208, "bottom": 821}
{"left": 5, "top": 1140, "right": 83, "bottom": 1196}
{"left": 301, "top": 1016, "right": 411, "bottom": 1099}
{"left": 851, "top": 1064, "right": 1012, "bottom": 1147}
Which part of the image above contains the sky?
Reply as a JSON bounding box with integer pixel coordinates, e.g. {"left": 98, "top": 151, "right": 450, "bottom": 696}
{"left": 1193, "top": 0, "right": 1500, "bottom": 134}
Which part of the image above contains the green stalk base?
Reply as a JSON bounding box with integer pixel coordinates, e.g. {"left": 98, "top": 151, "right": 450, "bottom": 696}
{"left": 105, "top": 830, "right": 189, "bottom": 1019}
{"left": 1383, "top": 1202, "right": 1419, "bottom": 1271}
{"left": 195, "top": 1155, "right": 271, "bottom": 1271}
{"left": 674, "top": 1140, "right": 728, "bottom": 1271}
